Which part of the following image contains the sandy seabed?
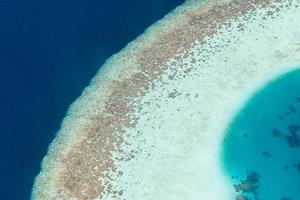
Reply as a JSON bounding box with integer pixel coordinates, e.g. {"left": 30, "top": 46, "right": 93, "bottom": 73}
{"left": 31, "top": 0, "right": 300, "bottom": 200}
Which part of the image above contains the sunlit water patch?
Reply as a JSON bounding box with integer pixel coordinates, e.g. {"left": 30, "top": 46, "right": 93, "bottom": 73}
{"left": 223, "top": 69, "right": 300, "bottom": 200}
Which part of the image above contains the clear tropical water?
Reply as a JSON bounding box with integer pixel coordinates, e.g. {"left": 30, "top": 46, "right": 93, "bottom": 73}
{"left": 223, "top": 69, "right": 300, "bottom": 200}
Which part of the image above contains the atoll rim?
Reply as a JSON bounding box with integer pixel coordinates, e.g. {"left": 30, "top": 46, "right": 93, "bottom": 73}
{"left": 32, "top": 0, "right": 300, "bottom": 199}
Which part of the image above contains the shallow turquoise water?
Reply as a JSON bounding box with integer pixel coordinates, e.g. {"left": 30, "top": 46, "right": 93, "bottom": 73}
{"left": 223, "top": 69, "right": 300, "bottom": 200}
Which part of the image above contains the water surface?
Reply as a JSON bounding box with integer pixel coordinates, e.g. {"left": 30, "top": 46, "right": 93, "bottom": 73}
{"left": 223, "top": 69, "right": 300, "bottom": 200}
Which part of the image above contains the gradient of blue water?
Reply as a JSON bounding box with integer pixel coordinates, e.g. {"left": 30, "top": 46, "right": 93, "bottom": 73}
{"left": 0, "top": 1, "right": 184, "bottom": 199}
{"left": 223, "top": 69, "right": 300, "bottom": 200}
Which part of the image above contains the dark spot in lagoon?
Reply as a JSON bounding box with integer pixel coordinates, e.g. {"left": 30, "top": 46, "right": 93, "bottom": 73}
{"left": 272, "top": 128, "right": 282, "bottom": 137}
{"left": 262, "top": 151, "right": 271, "bottom": 157}
{"left": 289, "top": 105, "right": 297, "bottom": 113}
{"left": 285, "top": 111, "right": 290, "bottom": 116}
{"left": 223, "top": 69, "right": 300, "bottom": 200}
{"left": 285, "top": 133, "right": 300, "bottom": 147}
{"left": 278, "top": 114, "right": 285, "bottom": 120}
{"left": 234, "top": 171, "right": 260, "bottom": 199}
{"left": 236, "top": 194, "right": 248, "bottom": 200}
{"left": 293, "top": 162, "right": 300, "bottom": 172}
{"left": 288, "top": 124, "right": 300, "bottom": 134}
{"left": 232, "top": 175, "right": 239, "bottom": 179}
{"left": 285, "top": 124, "right": 300, "bottom": 147}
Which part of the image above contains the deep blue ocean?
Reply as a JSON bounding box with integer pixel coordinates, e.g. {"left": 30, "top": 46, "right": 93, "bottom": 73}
{"left": 223, "top": 69, "right": 300, "bottom": 200}
{"left": 0, "top": 1, "right": 184, "bottom": 199}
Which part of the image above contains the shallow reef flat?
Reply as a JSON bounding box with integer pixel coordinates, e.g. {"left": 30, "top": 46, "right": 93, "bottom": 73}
{"left": 31, "top": 0, "right": 300, "bottom": 200}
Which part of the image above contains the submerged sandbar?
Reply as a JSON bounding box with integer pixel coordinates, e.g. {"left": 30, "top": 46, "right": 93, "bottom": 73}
{"left": 32, "top": 0, "right": 300, "bottom": 200}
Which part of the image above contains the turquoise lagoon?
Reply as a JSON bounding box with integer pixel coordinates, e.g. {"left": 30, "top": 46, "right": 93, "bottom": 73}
{"left": 223, "top": 69, "right": 300, "bottom": 200}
